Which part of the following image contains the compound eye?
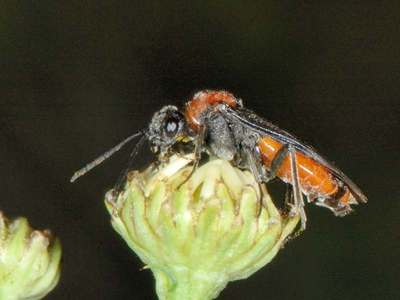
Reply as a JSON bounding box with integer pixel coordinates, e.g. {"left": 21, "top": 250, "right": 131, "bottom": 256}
{"left": 164, "top": 116, "right": 181, "bottom": 136}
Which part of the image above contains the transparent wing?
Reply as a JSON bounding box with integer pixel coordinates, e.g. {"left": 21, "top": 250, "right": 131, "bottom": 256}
{"left": 223, "top": 106, "right": 367, "bottom": 203}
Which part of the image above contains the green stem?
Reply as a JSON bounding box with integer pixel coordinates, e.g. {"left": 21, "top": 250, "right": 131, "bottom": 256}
{"left": 153, "top": 267, "right": 228, "bottom": 300}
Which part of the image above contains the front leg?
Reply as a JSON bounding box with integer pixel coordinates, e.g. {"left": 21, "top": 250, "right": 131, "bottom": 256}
{"left": 178, "top": 125, "right": 206, "bottom": 187}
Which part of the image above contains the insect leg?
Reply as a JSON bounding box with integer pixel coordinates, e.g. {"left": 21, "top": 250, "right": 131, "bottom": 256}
{"left": 288, "top": 145, "right": 307, "bottom": 231}
{"left": 190, "top": 124, "right": 206, "bottom": 173}
{"left": 282, "top": 183, "right": 305, "bottom": 243}
{"left": 178, "top": 125, "right": 206, "bottom": 187}
{"left": 244, "top": 146, "right": 266, "bottom": 183}
{"left": 242, "top": 147, "right": 268, "bottom": 214}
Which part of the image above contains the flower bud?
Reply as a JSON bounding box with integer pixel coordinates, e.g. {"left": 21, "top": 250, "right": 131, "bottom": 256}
{"left": 105, "top": 155, "right": 299, "bottom": 300}
{"left": 0, "top": 212, "right": 61, "bottom": 300}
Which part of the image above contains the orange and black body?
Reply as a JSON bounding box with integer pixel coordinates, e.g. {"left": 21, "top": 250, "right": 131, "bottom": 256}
{"left": 72, "top": 89, "right": 367, "bottom": 228}
{"left": 182, "top": 90, "right": 367, "bottom": 218}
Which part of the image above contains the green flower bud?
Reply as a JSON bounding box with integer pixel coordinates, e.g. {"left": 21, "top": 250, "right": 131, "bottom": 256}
{"left": 105, "top": 155, "right": 299, "bottom": 300}
{"left": 0, "top": 212, "right": 61, "bottom": 300}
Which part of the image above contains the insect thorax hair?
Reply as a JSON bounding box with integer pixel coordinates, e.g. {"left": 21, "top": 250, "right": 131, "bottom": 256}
{"left": 201, "top": 105, "right": 263, "bottom": 170}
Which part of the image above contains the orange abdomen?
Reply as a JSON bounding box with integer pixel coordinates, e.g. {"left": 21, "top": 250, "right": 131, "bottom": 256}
{"left": 258, "top": 136, "right": 339, "bottom": 199}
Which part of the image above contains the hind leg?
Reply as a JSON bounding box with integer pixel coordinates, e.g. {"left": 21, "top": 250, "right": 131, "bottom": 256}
{"left": 288, "top": 145, "right": 307, "bottom": 231}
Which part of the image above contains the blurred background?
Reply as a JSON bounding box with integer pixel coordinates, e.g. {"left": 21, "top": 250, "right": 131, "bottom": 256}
{"left": 1, "top": 1, "right": 399, "bottom": 299}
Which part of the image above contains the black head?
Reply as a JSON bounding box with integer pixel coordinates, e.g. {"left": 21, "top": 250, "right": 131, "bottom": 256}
{"left": 147, "top": 105, "right": 187, "bottom": 155}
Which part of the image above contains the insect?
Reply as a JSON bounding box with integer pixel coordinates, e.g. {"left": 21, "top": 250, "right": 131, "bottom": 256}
{"left": 71, "top": 90, "right": 367, "bottom": 231}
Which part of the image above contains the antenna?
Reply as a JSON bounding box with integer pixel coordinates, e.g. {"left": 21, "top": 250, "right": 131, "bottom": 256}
{"left": 70, "top": 131, "right": 144, "bottom": 182}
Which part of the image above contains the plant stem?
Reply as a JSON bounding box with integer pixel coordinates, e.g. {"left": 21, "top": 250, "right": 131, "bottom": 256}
{"left": 153, "top": 267, "right": 228, "bottom": 300}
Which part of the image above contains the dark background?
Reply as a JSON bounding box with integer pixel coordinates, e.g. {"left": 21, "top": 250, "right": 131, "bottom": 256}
{"left": 1, "top": 1, "right": 399, "bottom": 299}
